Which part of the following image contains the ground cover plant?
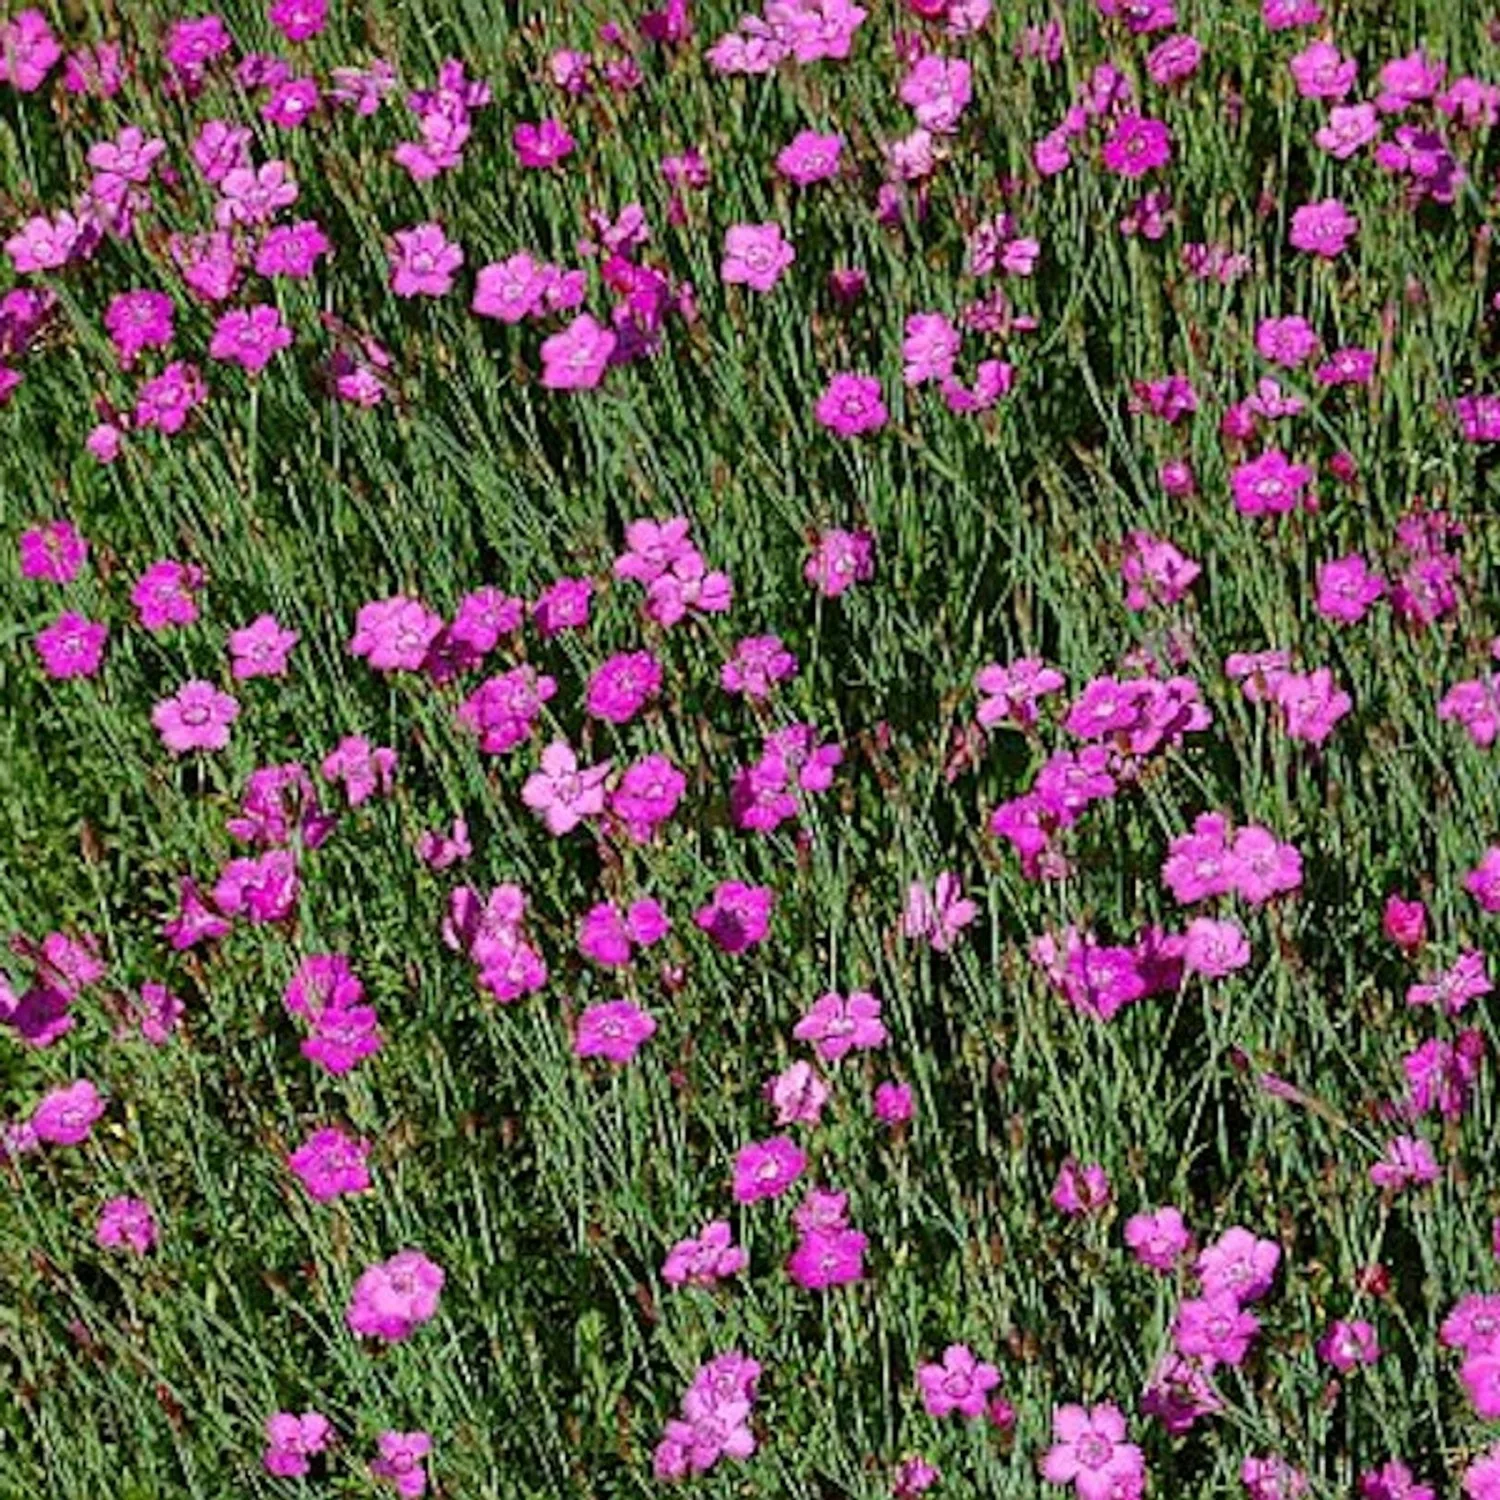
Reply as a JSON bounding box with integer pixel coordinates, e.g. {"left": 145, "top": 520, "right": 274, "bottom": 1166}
{"left": 3, "top": 0, "right": 1500, "bottom": 1495}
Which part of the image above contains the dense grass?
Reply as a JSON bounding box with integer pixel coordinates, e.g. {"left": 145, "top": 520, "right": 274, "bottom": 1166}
{"left": 3, "top": 1, "right": 1500, "bottom": 1496}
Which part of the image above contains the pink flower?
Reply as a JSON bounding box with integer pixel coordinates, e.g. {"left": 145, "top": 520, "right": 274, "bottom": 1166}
{"left": 0, "top": 9, "right": 61, "bottom": 91}
{"left": 1125, "top": 1206, "right": 1191, "bottom": 1271}
{"left": 722, "top": 634, "right": 797, "bottom": 698}
{"left": 917, "top": 1345, "right": 1001, "bottom": 1419}
{"left": 732, "top": 1135, "right": 806, "bottom": 1202}
{"left": 721, "top": 223, "right": 795, "bottom": 293}
{"left": 217, "top": 161, "right": 299, "bottom": 228}
{"left": 1383, "top": 894, "right": 1427, "bottom": 952}
{"left": 302, "top": 1003, "right": 382, "bottom": 1074}
{"left": 1318, "top": 1318, "right": 1380, "bottom": 1372}
{"left": 105, "top": 290, "right": 174, "bottom": 370}
{"left": 96, "top": 1196, "right": 157, "bottom": 1253}
{"left": 255, "top": 219, "right": 331, "bottom": 279}
{"left": 609, "top": 755, "right": 686, "bottom": 841}
{"left": 513, "top": 117, "right": 575, "bottom": 169}
{"left": 270, "top": 0, "right": 327, "bottom": 40}
{"left": 472, "top": 253, "right": 552, "bottom": 322}
{"left": 1147, "top": 32, "right": 1202, "bottom": 85}
{"left": 288, "top": 1125, "right": 371, "bottom": 1201}
{"left": 1370, "top": 1135, "right": 1439, "bottom": 1191}
{"left": 1041, "top": 1402, "right": 1146, "bottom": 1500}
{"left": 132, "top": 559, "right": 204, "bottom": 631}
{"left": 263, "top": 1411, "right": 332, "bottom": 1478}
{"left": 574, "top": 1000, "right": 657, "bottom": 1063}
{"left": 874, "top": 1080, "right": 914, "bottom": 1124}
{"left": 1121, "top": 531, "right": 1200, "bottom": 610}
{"left": 349, "top": 595, "right": 444, "bottom": 672}
{"left": 134, "top": 360, "right": 208, "bottom": 434}
{"left": 1183, "top": 917, "right": 1251, "bottom": 978}
{"left": 229, "top": 614, "right": 299, "bottom": 678}
{"left": 1316, "top": 554, "right": 1385, "bottom": 623}
{"left": 1052, "top": 1158, "right": 1112, "bottom": 1216}
{"left": 521, "top": 741, "right": 611, "bottom": 835}
{"left": 130, "top": 982, "right": 185, "bottom": 1044}
{"left": 152, "top": 680, "right": 240, "bottom": 754}
{"left": 976, "top": 657, "right": 1066, "bottom": 728}
{"left": 214, "top": 849, "right": 299, "bottom": 923}
{"left": 18, "top": 520, "right": 87, "bottom": 583}
{"left": 540, "top": 313, "right": 617, "bottom": 390}
{"left": 1466, "top": 847, "right": 1500, "bottom": 913}
{"left": 805, "top": 528, "right": 875, "bottom": 596}
{"left": 416, "top": 817, "right": 471, "bottom": 870}
{"left": 389, "top": 223, "right": 463, "bottom": 297}
{"left": 793, "top": 991, "right": 887, "bottom": 1061}
{"left": 1174, "top": 1292, "right": 1261, "bottom": 1364}
{"left": 1256, "top": 315, "right": 1320, "bottom": 367}
{"left": 370, "top": 1430, "right": 432, "bottom": 1498}
{"left": 815, "top": 373, "right": 888, "bottom": 437}
{"left": 777, "top": 129, "right": 843, "bottom": 185}
{"left": 533, "top": 575, "right": 593, "bottom": 637}
{"left": 695, "top": 881, "right": 775, "bottom": 953}
{"left": 765, "top": 1060, "right": 831, "bottom": 1126}
{"left": 587, "top": 650, "right": 662, "bottom": 723}
{"left": 1242, "top": 1455, "right": 1310, "bottom": 1500}
{"left": 1361, "top": 1460, "right": 1435, "bottom": 1500}
{"left": 1102, "top": 114, "right": 1171, "bottom": 177}
{"left": 902, "top": 312, "right": 961, "bottom": 386}
{"left": 163, "top": 877, "right": 230, "bottom": 949}
{"left": 35, "top": 612, "right": 107, "bottom": 680}
{"left": 321, "top": 735, "right": 397, "bottom": 806}
{"left": 787, "top": 1226, "right": 868, "bottom": 1289}
{"left": 1290, "top": 197, "right": 1358, "bottom": 258}
{"left": 1274, "top": 667, "right": 1352, "bottom": 745}
{"left": 663, "top": 1220, "right": 749, "bottom": 1287}
{"left": 457, "top": 666, "right": 557, "bottom": 754}
{"left": 900, "top": 55, "right": 972, "bottom": 132}
{"left": 1231, "top": 450, "right": 1314, "bottom": 515}
{"left": 901, "top": 871, "right": 979, "bottom": 950}
{"left": 1197, "top": 1225, "right": 1279, "bottom": 1302}
{"left": 30, "top": 1079, "right": 105, "bottom": 1145}
{"left": 346, "top": 1249, "right": 444, "bottom": 1342}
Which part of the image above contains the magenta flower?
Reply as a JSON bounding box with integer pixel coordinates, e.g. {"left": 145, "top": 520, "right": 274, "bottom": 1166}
{"left": 776, "top": 129, "right": 843, "bottom": 185}
{"left": 899, "top": 55, "right": 972, "bottom": 132}
{"left": 1121, "top": 531, "right": 1200, "bottom": 610}
{"left": 608, "top": 754, "right": 686, "bottom": 842}
{"left": 695, "top": 881, "right": 774, "bottom": 953}
{"left": 540, "top": 313, "right": 617, "bottom": 390}
{"left": 0, "top": 9, "right": 61, "bottom": 91}
{"left": 1316, "top": 554, "right": 1385, "bottom": 623}
{"left": 805, "top": 528, "right": 874, "bottom": 597}
{"left": 1196, "top": 1226, "right": 1280, "bottom": 1302}
{"left": 916, "top": 1345, "right": 1001, "bottom": 1419}
{"left": 214, "top": 849, "right": 299, "bottom": 923}
{"left": 346, "top": 1249, "right": 444, "bottom": 1342}
{"left": 513, "top": 117, "right": 575, "bottom": 169}
{"left": 902, "top": 312, "right": 961, "bottom": 387}
{"left": 1370, "top": 1135, "right": 1439, "bottom": 1191}
{"left": 132, "top": 559, "right": 204, "bottom": 631}
{"left": 874, "top": 1080, "right": 914, "bottom": 1124}
{"left": 663, "top": 1220, "right": 749, "bottom": 1287}
{"left": 152, "top": 680, "right": 240, "bottom": 754}
{"left": 1051, "top": 1158, "right": 1113, "bottom": 1216}
{"left": 217, "top": 161, "right": 298, "bottom": 227}
{"left": 1242, "top": 1455, "right": 1310, "bottom": 1500}
{"left": 30, "top": 1079, "right": 105, "bottom": 1145}
{"left": 263, "top": 1411, "right": 332, "bottom": 1478}
{"left": 574, "top": 1000, "right": 657, "bottom": 1064}
{"left": 1174, "top": 1292, "right": 1261, "bottom": 1364}
{"left": 18, "top": 520, "right": 87, "bottom": 583}
{"left": 1274, "top": 667, "right": 1352, "bottom": 745}
{"left": 1256, "top": 315, "right": 1320, "bottom": 367}
{"left": 721, "top": 223, "right": 795, "bottom": 293}
{"left": 1466, "top": 847, "right": 1500, "bottom": 913}
{"left": 1231, "top": 450, "right": 1314, "bottom": 515}
{"left": 1183, "top": 917, "right": 1251, "bottom": 979}
{"left": 288, "top": 1125, "right": 371, "bottom": 1201}
{"left": 793, "top": 991, "right": 887, "bottom": 1061}
{"left": 721, "top": 634, "right": 797, "bottom": 699}
{"left": 1360, "top": 1460, "right": 1435, "bottom": 1500}
{"left": 302, "top": 1002, "right": 383, "bottom": 1075}
{"left": 586, "top": 650, "right": 662, "bottom": 723}
{"left": 472, "top": 253, "right": 553, "bottom": 322}
{"left": 764, "top": 1061, "right": 831, "bottom": 1126}
{"left": 1041, "top": 1402, "right": 1146, "bottom": 1500}
{"left": 389, "top": 223, "right": 463, "bottom": 297}
{"left": 349, "top": 595, "right": 444, "bottom": 672}
{"left": 104, "top": 290, "right": 174, "bottom": 370}
{"left": 1319, "top": 1318, "right": 1380, "bottom": 1372}
{"left": 322, "top": 735, "right": 397, "bottom": 807}
{"left": 134, "top": 361, "right": 208, "bottom": 434}
{"left": 35, "top": 612, "right": 108, "bottom": 680}
{"left": 732, "top": 1136, "right": 806, "bottom": 1202}
{"left": 96, "top": 1196, "right": 157, "bottom": 1254}
{"left": 1125, "top": 1206, "right": 1191, "bottom": 1271}
{"left": 1102, "top": 114, "right": 1171, "bottom": 177}
{"left": 457, "top": 666, "right": 557, "bottom": 754}
{"left": 815, "top": 372, "right": 888, "bottom": 437}
{"left": 371, "top": 1431, "right": 432, "bottom": 1498}
{"left": 521, "top": 741, "right": 611, "bottom": 835}
{"left": 229, "top": 614, "right": 299, "bottom": 678}
{"left": 255, "top": 219, "right": 331, "bottom": 278}
{"left": 1290, "top": 197, "right": 1358, "bottom": 258}
{"left": 787, "top": 1226, "right": 868, "bottom": 1289}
